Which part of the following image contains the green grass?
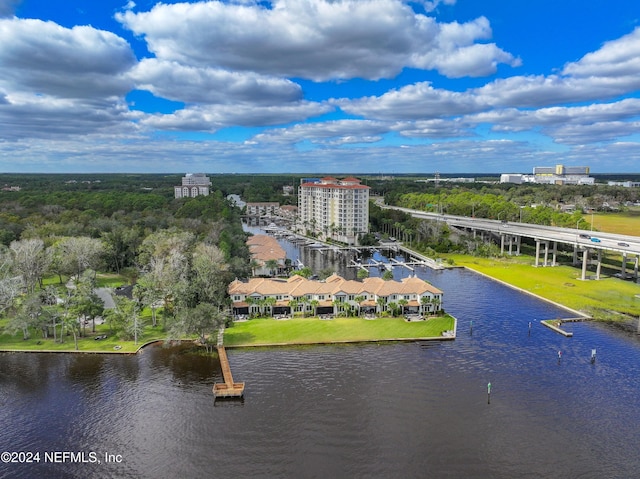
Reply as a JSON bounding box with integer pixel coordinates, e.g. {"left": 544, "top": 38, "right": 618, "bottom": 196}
{"left": 590, "top": 210, "right": 640, "bottom": 236}
{"left": 0, "top": 316, "right": 165, "bottom": 353}
{"left": 445, "top": 254, "right": 640, "bottom": 319}
{"left": 223, "top": 315, "right": 455, "bottom": 347}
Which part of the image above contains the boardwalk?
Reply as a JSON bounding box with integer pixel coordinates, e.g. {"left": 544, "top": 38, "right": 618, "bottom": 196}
{"left": 213, "top": 346, "right": 245, "bottom": 398}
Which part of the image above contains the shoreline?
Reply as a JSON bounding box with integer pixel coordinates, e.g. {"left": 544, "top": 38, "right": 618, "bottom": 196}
{"left": 458, "top": 265, "right": 592, "bottom": 320}
{"left": 0, "top": 339, "right": 164, "bottom": 355}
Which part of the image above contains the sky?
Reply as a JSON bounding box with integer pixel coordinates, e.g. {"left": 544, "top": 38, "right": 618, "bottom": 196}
{"left": 1, "top": 0, "right": 640, "bottom": 174}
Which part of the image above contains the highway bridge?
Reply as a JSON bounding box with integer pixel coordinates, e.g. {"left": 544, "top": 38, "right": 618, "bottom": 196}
{"left": 382, "top": 205, "right": 640, "bottom": 281}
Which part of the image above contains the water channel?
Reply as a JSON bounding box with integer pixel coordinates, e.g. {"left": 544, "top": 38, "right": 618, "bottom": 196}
{"left": 2, "top": 232, "right": 640, "bottom": 478}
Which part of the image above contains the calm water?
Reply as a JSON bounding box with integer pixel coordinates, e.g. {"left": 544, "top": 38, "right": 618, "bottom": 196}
{"left": 2, "top": 239, "right": 640, "bottom": 478}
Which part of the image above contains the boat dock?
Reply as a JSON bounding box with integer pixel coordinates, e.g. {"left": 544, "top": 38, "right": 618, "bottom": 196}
{"left": 213, "top": 346, "right": 245, "bottom": 398}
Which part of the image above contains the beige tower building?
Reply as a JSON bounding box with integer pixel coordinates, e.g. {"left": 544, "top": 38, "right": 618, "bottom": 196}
{"left": 298, "top": 177, "right": 370, "bottom": 245}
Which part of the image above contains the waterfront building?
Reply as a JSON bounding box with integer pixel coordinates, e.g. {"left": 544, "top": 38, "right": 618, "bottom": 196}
{"left": 298, "top": 176, "right": 370, "bottom": 245}
{"left": 229, "top": 273, "right": 443, "bottom": 317}
{"left": 246, "top": 202, "right": 280, "bottom": 217}
{"left": 174, "top": 173, "right": 211, "bottom": 198}
{"left": 247, "top": 235, "right": 286, "bottom": 276}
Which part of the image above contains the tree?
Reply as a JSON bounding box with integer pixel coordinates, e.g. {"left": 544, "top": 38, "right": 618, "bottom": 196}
{"left": 357, "top": 268, "right": 369, "bottom": 279}
{"left": 10, "top": 238, "right": 49, "bottom": 293}
{"left": 8, "top": 293, "right": 44, "bottom": 340}
{"left": 398, "top": 298, "right": 409, "bottom": 316}
{"left": 354, "top": 295, "right": 365, "bottom": 316}
{"left": 170, "top": 303, "right": 226, "bottom": 351}
{"left": 382, "top": 270, "right": 394, "bottom": 280}
{"left": 57, "top": 236, "right": 105, "bottom": 280}
{"left": 291, "top": 266, "right": 312, "bottom": 278}
{"left": 265, "top": 259, "right": 279, "bottom": 277}
{"left": 134, "top": 275, "right": 163, "bottom": 328}
{"left": 309, "top": 299, "right": 319, "bottom": 317}
{"left": 288, "top": 298, "right": 299, "bottom": 316}
{"left": 106, "top": 296, "right": 143, "bottom": 344}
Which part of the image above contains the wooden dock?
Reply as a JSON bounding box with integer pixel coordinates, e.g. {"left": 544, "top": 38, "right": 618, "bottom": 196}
{"left": 213, "top": 346, "right": 245, "bottom": 398}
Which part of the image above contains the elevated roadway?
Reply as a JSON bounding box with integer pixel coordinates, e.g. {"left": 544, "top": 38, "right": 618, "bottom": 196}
{"left": 383, "top": 205, "right": 640, "bottom": 281}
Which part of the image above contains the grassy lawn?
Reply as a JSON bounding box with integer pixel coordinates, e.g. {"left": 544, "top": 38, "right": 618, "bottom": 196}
{"left": 589, "top": 209, "right": 640, "bottom": 235}
{"left": 223, "top": 315, "right": 455, "bottom": 347}
{"left": 446, "top": 254, "right": 640, "bottom": 319}
{"left": 0, "top": 314, "right": 165, "bottom": 353}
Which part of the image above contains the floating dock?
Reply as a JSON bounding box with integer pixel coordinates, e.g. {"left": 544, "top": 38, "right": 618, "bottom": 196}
{"left": 213, "top": 346, "right": 245, "bottom": 398}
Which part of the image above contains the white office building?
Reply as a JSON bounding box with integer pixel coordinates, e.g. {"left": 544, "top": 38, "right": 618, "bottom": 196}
{"left": 298, "top": 177, "right": 370, "bottom": 245}
{"left": 174, "top": 173, "right": 211, "bottom": 198}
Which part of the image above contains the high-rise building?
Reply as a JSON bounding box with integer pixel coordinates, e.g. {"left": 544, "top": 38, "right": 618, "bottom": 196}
{"left": 298, "top": 176, "right": 370, "bottom": 245}
{"left": 174, "top": 173, "right": 211, "bottom": 198}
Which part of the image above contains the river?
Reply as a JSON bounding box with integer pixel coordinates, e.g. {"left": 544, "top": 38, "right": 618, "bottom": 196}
{"left": 1, "top": 235, "right": 640, "bottom": 478}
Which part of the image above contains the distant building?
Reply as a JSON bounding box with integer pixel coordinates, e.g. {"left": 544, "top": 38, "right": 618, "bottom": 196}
{"left": 246, "top": 202, "right": 280, "bottom": 217}
{"left": 174, "top": 173, "right": 211, "bottom": 198}
{"left": 500, "top": 165, "right": 594, "bottom": 185}
{"left": 298, "top": 176, "right": 369, "bottom": 245}
{"left": 499, "top": 174, "right": 523, "bottom": 184}
{"left": 607, "top": 181, "right": 640, "bottom": 188}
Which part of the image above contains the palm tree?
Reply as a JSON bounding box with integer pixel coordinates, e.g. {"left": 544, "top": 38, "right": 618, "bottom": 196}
{"left": 398, "top": 298, "right": 408, "bottom": 316}
{"left": 288, "top": 299, "right": 299, "bottom": 317}
{"left": 376, "top": 296, "right": 387, "bottom": 314}
{"left": 309, "top": 299, "right": 319, "bottom": 317}
{"left": 265, "top": 259, "right": 279, "bottom": 277}
{"left": 420, "top": 295, "right": 431, "bottom": 316}
{"left": 354, "top": 295, "right": 365, "bottom": 316}
{"left": 264, "top": 296, "right": 277, "bottom": 317}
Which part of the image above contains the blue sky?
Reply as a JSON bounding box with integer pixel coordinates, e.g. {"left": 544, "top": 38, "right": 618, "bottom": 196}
{"left": 1, "top": 0, "right": 640, "bottom": 174}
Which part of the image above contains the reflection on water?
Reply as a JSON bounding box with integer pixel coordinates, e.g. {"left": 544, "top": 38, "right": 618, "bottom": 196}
{"left": 2, "top": 237, "right": 640, "bottom": 478}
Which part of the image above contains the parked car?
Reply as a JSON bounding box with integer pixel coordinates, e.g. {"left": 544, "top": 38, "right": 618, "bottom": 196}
{"left": 590, "top": 237, "right": 601, "bottom": 243}
{"left": 618, "top": 242, "right": 630, "bottom": 247}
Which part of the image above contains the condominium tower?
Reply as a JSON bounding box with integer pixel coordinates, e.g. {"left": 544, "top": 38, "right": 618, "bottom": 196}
{"left": 298, "top": 176, "right": 370, "bottom": 245}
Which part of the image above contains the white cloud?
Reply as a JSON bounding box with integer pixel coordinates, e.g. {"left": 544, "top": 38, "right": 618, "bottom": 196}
{"left": 141, "top": 101, "right": 333, "bottom": 131}
{"left": 131, "top": 59, "right": 302, "bottom": 105}
{"left": 563, "top": 27, "right": 640, "bottom": 78}
{"left": 250, "top": 119, "right": 389, "bottom": 144}
{"left": 116, "top": 0, "right": 517, "bottom": 80}
{"left": 0, "top": 18, "right": 136, "bottom": 99}
{"left": 336, "top": 82, "right": 480, "bottom": 120}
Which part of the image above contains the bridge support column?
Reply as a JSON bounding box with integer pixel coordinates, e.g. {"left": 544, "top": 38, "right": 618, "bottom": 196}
{"left": 621, "top": 252, "right": 628, "bottom": 279}
{"left": 581, "top": 248, "right": 589, "bottom": 280}
{"left": 508, "top": 236, "right": 513, "bottom": 255}
{"left": 552, "top": 242, "right": 557, "bottom": 266}
{"left": 535, "top": 240, "right": 541, "bottom": 267}
{"left": 500, "top": 234, "right": 505, "bottom": 255}
{"left": 516, "top": 236, "right": 521, "bottom": 255}
{"left": 543, "top": 241, "right": 549, "bottom": 267}
{"left": 573, "top": 246, "right": 578, "bottom": 266}
{"left": 596, "top": 250, "right": 602, "bottom": 280}
{"left": 634, "top": 256, "right": 639, "bottom": 280}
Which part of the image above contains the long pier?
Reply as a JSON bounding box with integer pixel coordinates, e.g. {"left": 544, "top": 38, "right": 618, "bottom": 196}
{"left": 213, "top": 329, "right": 244, "bottom": 398}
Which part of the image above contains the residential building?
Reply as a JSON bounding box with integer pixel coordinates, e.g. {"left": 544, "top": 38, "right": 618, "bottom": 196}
{"left": 246, "top": 202, "right": 280, "bottom": 217}
{"left": 229, "top": 273, "right": 443, "bottom": 317}
{"left": 174, "top": 173, "right": 211, "bottom": 198}
{"left": 247, "top": 235, "right": 286, "bottom": 277}
{"left": 298, "top": 176, "right": 370, "bottom": 245}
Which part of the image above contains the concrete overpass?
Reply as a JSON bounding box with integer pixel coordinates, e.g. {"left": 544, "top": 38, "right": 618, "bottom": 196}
{"left": 383, "top": 205, "right": 640, "bottom": 281}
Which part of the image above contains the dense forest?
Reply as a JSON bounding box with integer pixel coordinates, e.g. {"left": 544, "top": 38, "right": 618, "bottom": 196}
{"left": 0, "top": 174, "right": 252, "bottom": 348}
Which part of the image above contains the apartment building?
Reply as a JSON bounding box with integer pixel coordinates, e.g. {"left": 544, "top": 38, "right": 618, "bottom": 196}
{"left": 229, "top": 273, "right": 443, "bottom": 317}
{"left": 298, "top": 177, "right": 370, "bottom": 245}
{"left": 174, "top": 173, "right": 211, "bottom": 198}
